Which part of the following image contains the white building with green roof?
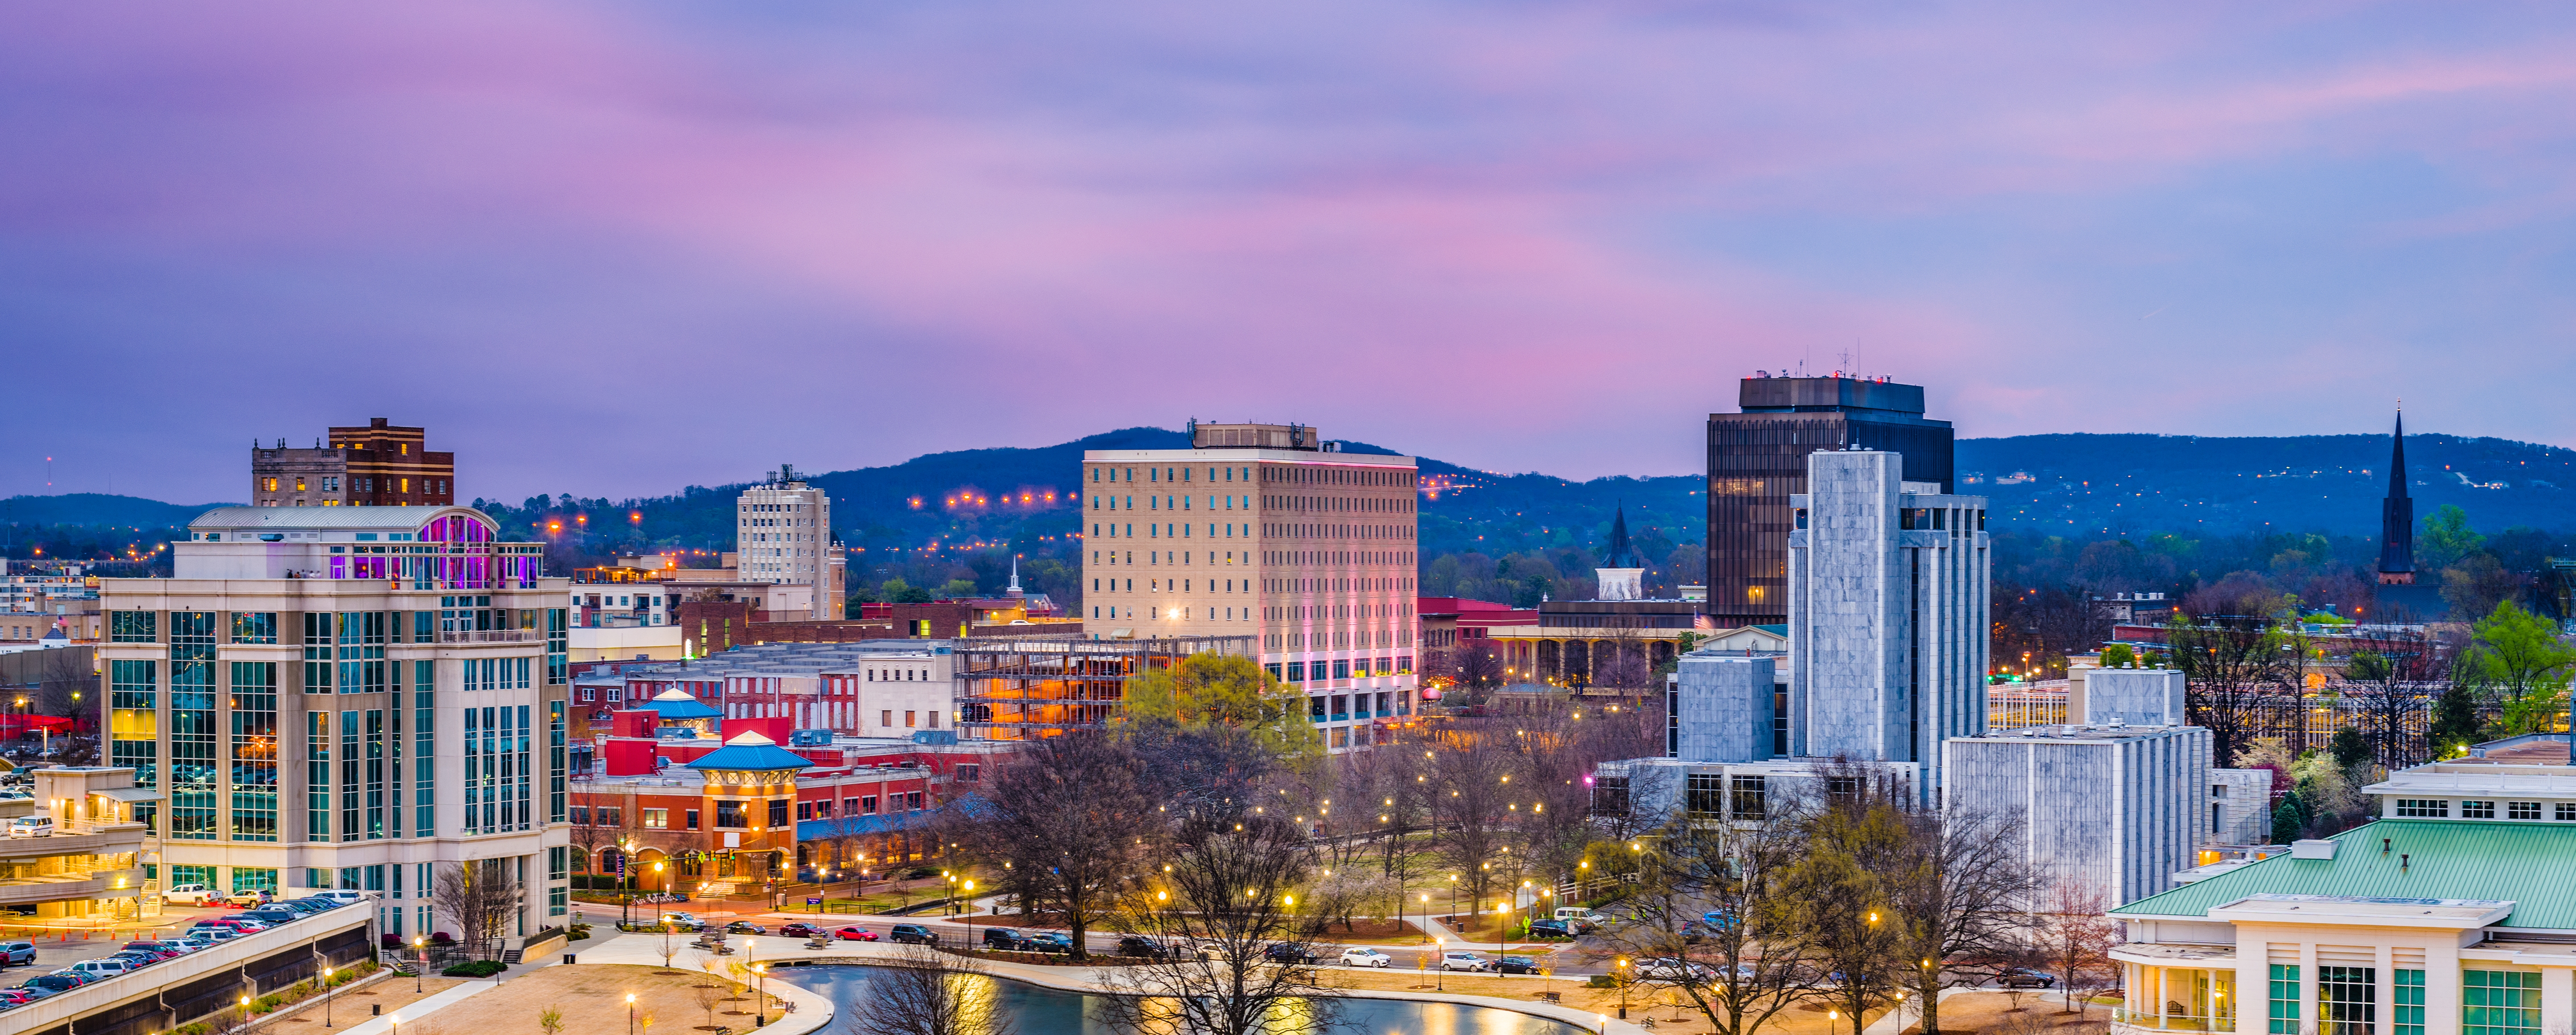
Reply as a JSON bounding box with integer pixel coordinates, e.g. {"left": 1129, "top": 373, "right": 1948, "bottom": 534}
{"left": 2110, "top": 816, "right": 2576, "bottom": 1035}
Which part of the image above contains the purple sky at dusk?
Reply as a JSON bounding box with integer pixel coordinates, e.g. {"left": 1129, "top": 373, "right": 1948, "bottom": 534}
{"left": 7, "top": 2, "right": 2575, "bottom": 505}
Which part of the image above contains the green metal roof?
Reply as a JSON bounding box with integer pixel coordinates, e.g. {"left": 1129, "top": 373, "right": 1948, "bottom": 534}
{"left": 2115, "top": 819, "right": 2576, "bottom": 929}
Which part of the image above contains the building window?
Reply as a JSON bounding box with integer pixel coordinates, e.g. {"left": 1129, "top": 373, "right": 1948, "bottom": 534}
{"left": 1589, "top": 776, "right": 1630, "bottom": 817}
{"left": 2462, "top": 800, "right": 2498, "bottom": 819}
{"left": 685, "top": 809, "right": 699, "bottom": 830}
{"left": 111, "top": 610, "right": 158, "bottom": 643}
{"left": 861, "top": 796, "right": 879, "bottom": 815}
{"left": 2464, "top": 971, "right": 2541, "bottom": 1035}
{"left": 770, "top": 799, "right": 791, "bottom": 827}
{"left": 1685, "top": 774, "right": 1723, "bottom": 817}
{"left": 2559, "top": 803, "right": 2576, "bottom": 822}
{"left": 1730, "top": 775, "right": 1767, "bottom": 820}
{"left": 2395, "top": 970, "right": 2424, "bottom": 1035}
{"left": 569, "top": 806, "right": 589, "bottom": 825}
{"left": 642, "top": 808, "right": 668, "bottom": 828}
{"left": 2269, "top": 965, "right": 2300, "bottom": 1035}
{"left": 2397, "top": 799, "right": 2448, "bottom": 818}
{"left": 2509, "top": 801, "right": 2542, "bottom": 820}
{"left": 2319, "top": 966, "right": 2375, "bottom": 1035}
{"left": 957, "top": 764, "right": 980, "bottom": 783}
{"left": 715, "top": 801, "right": 747, "bottom": 828}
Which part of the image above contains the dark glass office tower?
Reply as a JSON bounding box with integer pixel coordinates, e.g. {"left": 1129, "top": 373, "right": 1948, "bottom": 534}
{"left": 1706, "top": 376, "right": 1954, "bottom": 626}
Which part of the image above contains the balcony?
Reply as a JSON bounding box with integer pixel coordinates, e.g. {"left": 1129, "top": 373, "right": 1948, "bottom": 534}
{"left": 440, "top": 629, "right": 545, "bottom": 644}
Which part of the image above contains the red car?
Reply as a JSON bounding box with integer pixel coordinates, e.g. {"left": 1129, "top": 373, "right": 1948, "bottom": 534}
{"left": 779, "top": 923, "right": 823, "bottom": 938}
{"left": 833, "top": 926, "right": 879, "bottom": 942}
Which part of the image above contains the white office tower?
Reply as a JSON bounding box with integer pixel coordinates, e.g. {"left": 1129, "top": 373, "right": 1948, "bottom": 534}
{"left": 738, "top": 466, "right": 839, "bottom": 620}
{"left": 1945, "top": 724, "right": 2212, "bottom": 906}
{"left": 100, "top": 505, "right": 571, "bottom": 942}
{"left": 1786, "top": 449, "right": 1989, "bottom": 799}
{"left": 2076, "top": 665, "right": 2187, "bottom": 726}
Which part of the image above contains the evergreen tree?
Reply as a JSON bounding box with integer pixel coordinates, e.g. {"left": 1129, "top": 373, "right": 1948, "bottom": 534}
{"left": 2328, "top": 726, "right": 2373, "bottom": 773}
{"left": 2271, "top": 797, "right": 2304, "bottom": 845}
{"left": 2428, "top": 680, "right": 2482, "bottom": 758}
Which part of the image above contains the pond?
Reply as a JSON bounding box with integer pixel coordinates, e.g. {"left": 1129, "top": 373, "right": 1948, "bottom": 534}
{"left": 772, "top": 963, "right": 1591, "bottom": 1035}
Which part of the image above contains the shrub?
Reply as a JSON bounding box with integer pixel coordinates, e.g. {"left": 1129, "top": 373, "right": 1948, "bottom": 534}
{"left": 431, "top": 932, "right": 457, "bottom": 945}
{"left": 1586, "top": 974, "right": 1620, "bottom": 989}
{"left": 443, "top": 960, "right": 508, "bottom": 978}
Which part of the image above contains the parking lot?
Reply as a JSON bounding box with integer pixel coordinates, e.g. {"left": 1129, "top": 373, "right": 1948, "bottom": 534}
{"left": 1, "top": 905, "right": 260, "bottom": 974}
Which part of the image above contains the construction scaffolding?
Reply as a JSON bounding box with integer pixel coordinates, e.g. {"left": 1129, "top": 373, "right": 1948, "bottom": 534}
{"left": 953, "top": 635, "right": 1257, "bottom": 740}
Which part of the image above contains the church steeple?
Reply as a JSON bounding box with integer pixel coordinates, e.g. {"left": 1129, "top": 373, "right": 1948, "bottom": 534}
{"left": 1595, "top": 504, "right": 1646, "bottom": 600}
{"left": 2377, "top": 409, "right": 2415, "bottom": 585}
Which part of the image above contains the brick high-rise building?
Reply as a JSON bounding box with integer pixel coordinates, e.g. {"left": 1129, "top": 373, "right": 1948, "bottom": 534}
{"left": 1706, "top": 375, "right": 1953, "bottom": 626}
{"left": 1080, "top": 422, "right": 1419, "bottom": 752}
{"left": 251, "top": 418, "right": 456, "bottom": 508}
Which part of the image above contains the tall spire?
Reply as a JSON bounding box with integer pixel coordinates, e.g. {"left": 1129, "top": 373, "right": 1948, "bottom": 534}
{"left": 1006, "top": 555, "right": 1025, "bottom": 599}
{"left": 1603, "top": 504, "right": 1643, "bottom": 569}
{"left": 2377, "top": 408, "right": 2415, "bottom": 585}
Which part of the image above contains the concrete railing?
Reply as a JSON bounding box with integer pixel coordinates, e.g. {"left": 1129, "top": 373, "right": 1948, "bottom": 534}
{"left": 5, "top": 902, "right": 371, "bottom": 1035}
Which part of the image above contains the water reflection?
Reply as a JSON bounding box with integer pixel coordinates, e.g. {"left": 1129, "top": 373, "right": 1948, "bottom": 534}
{"left": 772, "top": 964, "right": 1587, "bottom": 1035}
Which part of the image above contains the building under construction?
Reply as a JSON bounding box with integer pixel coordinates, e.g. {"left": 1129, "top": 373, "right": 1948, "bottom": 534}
{"left": 954, "top": 635, "right": 1257, "bottom": 739}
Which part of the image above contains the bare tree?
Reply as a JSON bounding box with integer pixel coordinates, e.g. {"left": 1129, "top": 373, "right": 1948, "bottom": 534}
{"left": 566, "top": 791, "right": 616, "bottom": 888}
{"left": 1454, "top": 642, "right": 1507, "bottom": 707}
{"left": 1593, "top": 797, "right": 1826, "bottom": 1035}
{"left": 849, "top": 943, "right": 1016, "bottom": 1035}
{"left": 1423, "top": 730, "right": 1516, "bottom": 916}
{"left": 971, "top": 730, "right": 1154, "bottom": 959}
{"left": 1094, "top": 817, "right": 1338, "bottom": 1035}
{"left": 2170, "top": 618, "right": 2298, "bottom": 765}
{"left": 431, "top": 859, "right": 524, "bottom": 962}
{"left": 1879, "top": 801, "right": 2044, "bottom": 1035}
{"left": 2036, "top": 879, "right": 2122, "bottom": 1017}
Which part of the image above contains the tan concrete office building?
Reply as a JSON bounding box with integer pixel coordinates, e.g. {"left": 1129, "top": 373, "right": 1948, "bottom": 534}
{"left": 1081, "top": 423, "right": 1419, "bottom": 750}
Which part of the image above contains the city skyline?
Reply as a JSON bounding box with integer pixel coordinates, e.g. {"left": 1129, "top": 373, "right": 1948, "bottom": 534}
{"left": 9, "top": 4, "right": 2576, "bottom": 502}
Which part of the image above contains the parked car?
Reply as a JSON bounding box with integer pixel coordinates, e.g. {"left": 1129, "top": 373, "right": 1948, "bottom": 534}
{"left": 5, "top": 817, "right": 53, "bottom": 838}
{"left": 982, "top": 927, "right": 1026, "bottom": 950}
{"left": 164, "top": 883, "right": 216, "bottom": 905}
{"left": 833, "top": 926, "right": 879, "bottom": 942}
{"left": 67, "top": 959, "right": 132, "bottom": 979}
{"left": 0, "top": 987, "right": 39, "bottom": 1004}
{"left": 305, "top": 890, "right": 366, "bottom": 906}
{"left": 1552, "top": 907, "right": 1606, "bottom": 933}
{"left": 724, "top": 921, "right": 768, "bottom": 935}
{"left": 1999, "top": 969, "right": 2057, "bottom": 989}
{"left": 241, "top": 908, "right": 300, "bottom": 925}
{"left": 1264, "top": 943, "right": 1321, "bottom": 965}
{"left": 779, "top": 923, "right": 823, "bottom": 938}
{"left": 1338, "top": 948, "right": 1393, "bottom": 968}
{"left": 657, "top": 912, "right": 705, "bottom": 931}
{"left": 108, "top": 952, "right": 162, "bottom": 970}
{"left": 887, "top": 924, "right": 937, "bottom": 946}
{"left": 126, "top": 941, "right": 190, "bottom": 958}
{"left": 1438, "top": 952, "right": 1492, "bottom": 973}
{"left": 218, "top": 891, "right": 268, "bottom": 908}
{"left": 1635, "top": 958, "right": 1717, "bottom": 982}
{"left": 0, "top": 941, "right": 33, "bottom": 966}
{"left": 21, "top": 973, "right": 85, "bottom": 994}
{"left": 1495, "top": 956, "right": 1544, "bottom": 975}
{"left": 1117, "top": 937, "right": 1170, "bottom": 959}
{"left": 276, "top": 899, "right": 331, "bottom": 915}
{"left": 1525, "top": 919, "right": 1575, "bottom": 939}
{"left": 1024, "top": 933, "right": 1075, "bottom": 954}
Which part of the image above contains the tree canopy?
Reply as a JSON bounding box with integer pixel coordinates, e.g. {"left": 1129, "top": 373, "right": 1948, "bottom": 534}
{"left": 1115, "top": 654, "right": 1323, "bottom": 764}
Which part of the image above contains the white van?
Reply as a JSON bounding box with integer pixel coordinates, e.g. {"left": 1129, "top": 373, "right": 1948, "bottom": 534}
{"left": 164, "top": 883, "right": 215, "bottom": 905}
{"left": 5, "top": 816, "right": 52, "bottom": 838}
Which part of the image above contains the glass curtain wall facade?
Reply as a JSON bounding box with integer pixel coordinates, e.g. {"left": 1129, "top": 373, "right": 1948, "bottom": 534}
{"left": 1706, "top": 379, "right": 1953, "bottom": 626}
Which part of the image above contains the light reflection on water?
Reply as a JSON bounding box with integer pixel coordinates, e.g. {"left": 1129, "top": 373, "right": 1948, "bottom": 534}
{"left": 772, "top": 964, "right": 1588, "bottom": 1035}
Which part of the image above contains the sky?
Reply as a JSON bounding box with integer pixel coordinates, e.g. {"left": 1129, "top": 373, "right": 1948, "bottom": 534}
{"left": 7, "top": 1, "right": 2576, "bottom": 505}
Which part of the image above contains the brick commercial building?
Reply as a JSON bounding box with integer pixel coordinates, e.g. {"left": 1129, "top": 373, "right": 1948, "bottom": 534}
{"left": 250, "top": 417, "right": 457, "bottom": 508}
{"left": 1082, "top": 421, "right": 1420, "bottom": 751}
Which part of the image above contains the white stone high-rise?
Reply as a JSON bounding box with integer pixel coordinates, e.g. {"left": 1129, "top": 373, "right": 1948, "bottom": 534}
{"left": 737, "top": 466, "right": 840, "bottom": 620}
{"left": 1786, "top": 448, "right": 1989, "bottom": 798}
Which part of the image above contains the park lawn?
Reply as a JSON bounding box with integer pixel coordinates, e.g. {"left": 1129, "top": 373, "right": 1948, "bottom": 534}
{"left": 384, "top": 964, "right": 780, "bottom": 1035}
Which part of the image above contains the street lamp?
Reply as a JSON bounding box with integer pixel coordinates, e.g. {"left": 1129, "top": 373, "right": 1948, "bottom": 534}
{"left": 1418, "top": 893, "right": 1431, "bottom": 945}
{"left": 321, "top": 967, "right": 335, "bottom": 1027}
{"left": 627, "top": 993, "right": 638, "bottom": 1035}
{"left": 412, "top": 937, "right": 425, "bottom": 992}
{"left": 753, "top": 963, "right": 768, "bottom": 1025}
{"left": 1615, "top": 958, "right": 1631, "bottom": 1019}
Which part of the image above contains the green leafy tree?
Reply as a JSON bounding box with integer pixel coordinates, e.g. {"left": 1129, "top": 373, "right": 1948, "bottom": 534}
{"left": 1115, "top": 654, "right": 1323, "bottom": 764}
{"left": 2101, "top": 644, "right": 2136, "bottom": 668}
{"left": 2471, "top": 601, "right": 2576, "bottom": 735}
{"left": 2418, "top": 505, "right": 2484, "bottom": 570}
